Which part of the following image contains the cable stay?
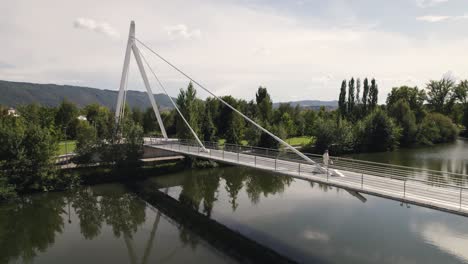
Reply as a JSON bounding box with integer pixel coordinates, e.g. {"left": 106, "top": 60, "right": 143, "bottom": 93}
{"left": 139, "top": 50, "right": 208, "bottom": 152}
{"left": 133, "top": 37, "right": 316, "bottom": 165}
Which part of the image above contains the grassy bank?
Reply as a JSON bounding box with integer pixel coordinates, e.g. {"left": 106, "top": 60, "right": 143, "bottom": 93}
{"left": 58, "top": 140, "right": 76, "bottom": 155}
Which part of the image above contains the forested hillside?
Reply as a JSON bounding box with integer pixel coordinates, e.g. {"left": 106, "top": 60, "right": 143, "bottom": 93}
{"left": 0, "top": 80, "right": 174, "bottom": 110}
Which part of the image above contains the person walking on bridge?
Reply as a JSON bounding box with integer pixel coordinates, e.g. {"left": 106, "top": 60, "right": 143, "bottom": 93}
{"left": 323, "top": 149, "right": 330, "bottom": 168}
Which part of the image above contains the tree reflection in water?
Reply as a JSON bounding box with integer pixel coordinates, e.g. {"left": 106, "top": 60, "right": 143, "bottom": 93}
{"left": 0, "top": 186, "right": 169, "bottom": 264}
{"left": 178, "top": 167, "right": 293, "bottom": 214}
{"left": 0, "top": 194, "right": 66, "bottom": 263}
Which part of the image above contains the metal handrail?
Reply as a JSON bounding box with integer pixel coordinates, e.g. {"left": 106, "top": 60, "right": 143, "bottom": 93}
{"left": 148, "top": 138, "right": 468, "bottom": 189}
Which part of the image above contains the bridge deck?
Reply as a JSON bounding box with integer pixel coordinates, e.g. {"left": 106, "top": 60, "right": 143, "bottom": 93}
{"left": 147, "top": 141, "right": 468, "bottom": 217}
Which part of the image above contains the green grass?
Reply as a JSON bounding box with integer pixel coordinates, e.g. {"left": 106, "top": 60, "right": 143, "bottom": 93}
{"left": 218, "top": 139, "right": 249, "bottom": 146}
{"left": 58, "top": 140, "right": 76, "bottom": 155}
{"left": 285, "top": 136, "right": 314, "bottom": 146}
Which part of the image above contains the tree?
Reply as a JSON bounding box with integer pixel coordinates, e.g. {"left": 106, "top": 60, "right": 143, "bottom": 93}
{"left": 55, "top": 100, "right": 79, "bottom": 139}
{"left": 143, "top": 107, "right": 157, "bottom": 134}
{"left": 74, "top": 121, "right": 98, "bottom": 164}
{"left": 454, "top": 80, "right": 468, "bottom": 131}
{"left": 131, "top": 107, "right": 144, "bottom": 127}
{"left": 417, "top": 113, "right": 458, "bottom": 145}
{"left": 219, "top": 96, "right": 245, "bottom": 144}
{"left": 338, "top": 80, "right": 347, "bottom": 117}
{"left": 255, "top": 87, "right": 273, "bottom": 123}
{"left": 83, "top": 104, "right": 112, "bottom": 139}
{"left": 362, "top": 78, "right": 370, "bottom": 112}
{"left": 348, "top": 78, "right": 355, "bottom": 115}
{"left": 368, "top": 78, "right": 379, "bottom": 110}
{"left": 386, "top": 86, "right": 427, "bottom": 121}
{"left": 355, "top": 109, "right": 401, "bottom": 152}
{"left": 426, "top": 78, "right": 455, "bottom": 115}
{"left": 0, "top": 116, "right": 59, "bottom": 192}
{"left": 388, "top": 100, "right": 417, "bottom": 146}
{"left": 176, "top": 82, "right": 201, "bottom": 140}
{"left": 311, "top": 117, "right": 354, "bottom": 154}
{"left": 201, "top": 106, "right": 216, "bottom": 142}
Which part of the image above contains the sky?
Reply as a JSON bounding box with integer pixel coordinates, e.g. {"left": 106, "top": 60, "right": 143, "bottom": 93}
{"left": 1, "top": 0, "right": 467, "bottom": 103}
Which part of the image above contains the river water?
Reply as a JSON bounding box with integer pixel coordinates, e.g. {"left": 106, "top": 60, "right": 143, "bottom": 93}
{"left": 1, "top": 140, "right": 468, "bottom": 263}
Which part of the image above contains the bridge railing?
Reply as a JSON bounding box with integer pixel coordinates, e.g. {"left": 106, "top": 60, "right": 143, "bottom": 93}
{"left": 147, "top": 138, "right": 468, "bottom": 212}
{"left": 146, "top": 137, "right": 468, "bottom": 188}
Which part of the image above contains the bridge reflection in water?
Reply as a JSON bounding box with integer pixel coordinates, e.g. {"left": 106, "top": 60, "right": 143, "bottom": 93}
{"left": 146, "top": 138, "right": 468, "bottom": 217}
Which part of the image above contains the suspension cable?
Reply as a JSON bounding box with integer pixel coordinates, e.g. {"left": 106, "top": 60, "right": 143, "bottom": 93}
{"left": 138, "top": 47, "right": 207, "bottom": 151}
{"left": 134, "top": 37, "right": 316, "bottom": 164}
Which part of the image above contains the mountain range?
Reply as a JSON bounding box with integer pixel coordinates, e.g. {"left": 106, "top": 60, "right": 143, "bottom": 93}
{"left": 0, "top": 80, "right": 337, "bottom": 110}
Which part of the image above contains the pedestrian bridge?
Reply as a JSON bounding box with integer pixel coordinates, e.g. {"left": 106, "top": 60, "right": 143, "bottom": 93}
{"left": 145, "top": 138, "right": 468, "bottom": 217}
{"left": 113, "top": 21, "right": 468, "bottom": 218}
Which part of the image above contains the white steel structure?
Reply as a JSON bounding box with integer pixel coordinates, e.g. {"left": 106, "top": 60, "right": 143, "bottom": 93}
{"left": 115, "top": 21, "right": 167, "bottom": 139}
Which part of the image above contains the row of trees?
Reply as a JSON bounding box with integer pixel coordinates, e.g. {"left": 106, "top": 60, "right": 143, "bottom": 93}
{"left": 0, "top": 101, "right": 145, "bottom": 200}
{"left": 338, "top": 77, "right": 379, "bottom": 120}
{"left": 2, "top": 75, "right": 468, "bottom": 199}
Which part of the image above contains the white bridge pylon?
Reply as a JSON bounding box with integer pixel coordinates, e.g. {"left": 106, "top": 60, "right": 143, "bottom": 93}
{"left": 115, "top": 21, "right": 167, "bottom": 139}
{"left": 116, "top": 21, "right": 317, "bottom": 164}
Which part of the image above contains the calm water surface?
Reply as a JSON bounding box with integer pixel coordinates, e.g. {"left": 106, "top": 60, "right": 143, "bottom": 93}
{"left": 350, "top": 138, "right": 468, "bottom": 174}
{"left": 2, "top": 140, "right": 468, "bottom": 263}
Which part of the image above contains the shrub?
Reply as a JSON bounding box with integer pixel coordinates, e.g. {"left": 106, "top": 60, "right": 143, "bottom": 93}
{"left": 355, "top": 109, "right": 401, "bottom": 152}
{"left": 310, "top": 117, "right": 355, "bottom": 155}
{"left": 417, "top": 113, "right": 459, "bottom": 145}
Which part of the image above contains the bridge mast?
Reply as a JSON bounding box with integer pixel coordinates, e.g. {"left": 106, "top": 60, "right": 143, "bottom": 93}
{"left": 115, "top": 21, "right": 168, "bottom": 139}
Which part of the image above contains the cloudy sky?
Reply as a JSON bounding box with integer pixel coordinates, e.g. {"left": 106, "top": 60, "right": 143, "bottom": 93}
{"left": 1, "top": 0, "right": 467, "bottom": 103}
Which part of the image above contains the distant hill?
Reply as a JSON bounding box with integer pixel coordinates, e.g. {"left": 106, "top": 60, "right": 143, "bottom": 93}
{"left": 273, "top": 100, "right": 338, "bottom": 110}
{"left": 0, "top": 80, "right": 174, "bottom": 110}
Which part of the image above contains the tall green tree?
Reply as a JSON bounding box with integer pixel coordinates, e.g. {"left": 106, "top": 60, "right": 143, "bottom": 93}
{"left": 368, "top": 78, "right": 378, "bottom": 110}
{"left": 201, "top": 106, "right": 216, "bottom": 142}
{"left": 219, "top": 96, "right": 245, "bottom": 144}
{"left": 356, "top": 78, "right": 361, "bottom": 104}
{"left": 348, "top": 78, "right": 355, "bottom": 114}
{"left": 426, "top": 78, "right": 455, "bottom": 115}
{"left": 255, "top": 87, "right": 273, "bottom": 123}
{"left": 176, "top": 82, "right": 201, "bottom": 140}
{"left": 338, "top": 80, "right": 347, "bottom": 117}
{"left": 454, "top": 80, "right": 468, "bottom": 130}
{"left": 362, "top": 78, "right": 370, "bottom": 112}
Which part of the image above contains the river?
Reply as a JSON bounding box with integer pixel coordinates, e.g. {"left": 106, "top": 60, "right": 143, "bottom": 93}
{"left": 1, "top": 140, "right": 468, "bottom": 263}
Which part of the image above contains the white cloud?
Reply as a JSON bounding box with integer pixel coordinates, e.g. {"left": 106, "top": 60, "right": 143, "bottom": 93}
{"left": 73, "top": 18, "right": 120, "bottom": 38}
{"left": 164, "top": 24, "right": 201, "bottom": 40}
{"left": 416, "top": 0, "right": 449, "bottom": 8}
{"left": 417, "top": 14, "right": 468, "bottom": 22}
{"left": 416, "top": 15, "right": 451, "bottom": 22}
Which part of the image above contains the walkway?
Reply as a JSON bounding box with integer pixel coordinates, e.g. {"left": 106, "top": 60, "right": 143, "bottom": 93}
{"left": 145, "top": 138, "right": 468, "bottom": 217}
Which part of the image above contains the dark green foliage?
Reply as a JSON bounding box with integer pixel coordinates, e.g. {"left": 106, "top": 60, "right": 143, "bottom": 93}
{"left": 454, "top": 80, "right": 468, "bottom": 131}
{"left": 0, "top": 116, "right": 59, "bottom": 192}
{"left": 311, "top": 118, "right": 354, "bottom": 155}
{"left": 255, "top": 87, "right": 273, "bottom": 123}
{"left": 362, "top": 78, "right": 369, "bottom": 112}
{"left": 355, "top": 109, "right": 401, "bottom": 152}
{"left": 55, "top": 100, "right": 79, "bottom": 139}
{"left": 426, "top": 78, "right": 455, "bottom": 115}
{"left": 176, "top": 82, "right": 202, "bottom": 140}
{"left": 417, "top": 113, "right": 459, "bottom": 145}
{"left": 388, "top": 100, "right": 417, "bottom": 146}
{"left": 348, "top": 78, "right": 355, "bottom": 114}
{"left": 368, "top": 78, "right": 378, "bottom": 110}
{"left": 387, "top": 86, "right": 427, "bottom": 121}
{"left": 338, "top": 80, "right": 347, "bottom": 117}
{"left": 74, "top": 121, "right": 98, "bottom": 164}
{"left": 219, "top": 96, "right": 245, "bottom": 144}
{"left": 201, "top": 106, "right": 216, "bottom": 142}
